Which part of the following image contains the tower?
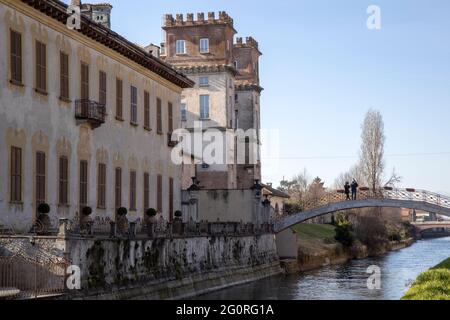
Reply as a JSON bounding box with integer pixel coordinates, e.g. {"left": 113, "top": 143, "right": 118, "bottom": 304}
{"left": 81, "top": 3, "right": 113, "bottom": 29}
{"left": 160, "top": 12, "right": 263, "bottom": 190}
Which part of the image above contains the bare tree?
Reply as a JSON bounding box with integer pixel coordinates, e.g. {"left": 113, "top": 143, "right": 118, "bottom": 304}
{"left": 333, "top": 164, "right": 364, "bottom": 189}
{"left": 359, "top": 109, "right": 385, "bottom": 191}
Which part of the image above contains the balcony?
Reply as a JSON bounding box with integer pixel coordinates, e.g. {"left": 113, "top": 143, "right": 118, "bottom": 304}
{"left": 75, "top": 100, "right": 106, "bottom": 129}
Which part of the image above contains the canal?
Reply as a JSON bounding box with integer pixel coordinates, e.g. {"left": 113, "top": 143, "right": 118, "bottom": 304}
{"left": 196, "top": 237, "right": 450, "bottom": 300}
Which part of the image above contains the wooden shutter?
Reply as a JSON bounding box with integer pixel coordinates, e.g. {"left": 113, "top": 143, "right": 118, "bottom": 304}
{"left": 36, "top": 152, "right": 46, "bottom": 205}
{"left": 143, "top": 172, "right": 150, "bottom": 210}
{"left": 10, "top": 147, "right": 22, "bottom": 202}
{"left": 157, "top": 98, "right": 162, "bottom": 134}
{"left": 79, "top": 160, "right": 88, "bottom": 207}
{"left": 157, "top": 175, "right": 162, "bottom": 214}
{"left": 36, "top": 41, "right": 46, "bottom": 92}
{"left": 59, "top": 156, "right": 69, "bottom": 205}
{"left": 98, "top": 163, "right": 106, "bottom": 208}
{"left": 144, "top": 91, "right": 150, "bottom": 129}
{"left": 80, "top": 62, "right": 89, "bottom": 100}
{"left": 10, "top": 30, "right": 22, "bottom": 83}
{"left": 60, "top": 52, "right": 69, "bottom": 100}
{"left": 168, "top": 102, "right": 173, "bottom": 133}
{"left": 115, "top": 167, "right": 122, "bottom": 208}
{"left": 116, "top": 78, "right": 123, "bottom": 119}
{"left": 169, "top": 178, "right": 174, "bottom": 222}
{"left": 130, "top": 86, "right": 137, "bottom": 124}
{"left": 130, "top": 171, "right": 136, "bottom": 211}
{"left": 99, "top": 71, "right": 107, "bottom": 105}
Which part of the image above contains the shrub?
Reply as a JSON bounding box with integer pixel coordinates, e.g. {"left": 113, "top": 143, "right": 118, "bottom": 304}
{"left": 37, "top": 203, "right": 50, "bottom": 214}
{"left": 117, "top": 207, "right": 128, "bottom": 216}
{"left": 146, "top": 208, "right": 157, "bottom": 217}
{"left": 82, "top": 206, "right": 93, "bottom": 216}
{"left": 334, "top": 216, "right": 354, "bottom": 247}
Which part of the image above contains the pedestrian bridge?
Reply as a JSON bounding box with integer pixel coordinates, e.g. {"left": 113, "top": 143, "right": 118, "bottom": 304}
{"left": 411, "top": 221, "right": 450, "bottom": 232}
{"left": 274, "top": 188, "right": 450, "bottom": 233}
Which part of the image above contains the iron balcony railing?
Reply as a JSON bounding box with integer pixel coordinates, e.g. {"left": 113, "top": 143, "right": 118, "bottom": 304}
{"left": 75, "top": 99, "right": 106, "bottom": 125}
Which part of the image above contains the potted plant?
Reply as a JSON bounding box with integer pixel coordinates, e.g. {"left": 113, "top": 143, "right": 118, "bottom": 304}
{"left": 82, "top": 206, "right": 93, "bottom": 216}
{"left": 174, "top": 210, "right": 183, "bottom": 220}
{"left": 117, "top": 207, "right": 128, "bottom": 216}
{"left": 37, "top": 203, "right": 50, "bottom": 214}
{"left": 146, "top": 208, "right": 157, "bottom": 218}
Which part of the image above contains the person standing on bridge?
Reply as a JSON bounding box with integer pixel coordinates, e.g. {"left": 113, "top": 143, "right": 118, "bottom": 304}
{"left": 344, "top": 182, "right": 351, "bottom": 200}
{"left": 351, "top": 179, "right": 359, "bottom": 200}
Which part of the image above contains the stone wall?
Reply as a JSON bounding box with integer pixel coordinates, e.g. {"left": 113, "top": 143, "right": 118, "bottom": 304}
{"left": 66, "top": 234, "right": 280, "bottom": 299}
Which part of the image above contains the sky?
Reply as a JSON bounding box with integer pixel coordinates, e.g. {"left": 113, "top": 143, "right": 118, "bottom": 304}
{"left": 78, "top": 0, "right": 450, "bottom": 194}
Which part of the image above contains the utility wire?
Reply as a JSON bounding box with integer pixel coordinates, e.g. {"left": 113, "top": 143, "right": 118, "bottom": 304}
{"left": 263, "top": 152, "right": 450, "bottom": 160}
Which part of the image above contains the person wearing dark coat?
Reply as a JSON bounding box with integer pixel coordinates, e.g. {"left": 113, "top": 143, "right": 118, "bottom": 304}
{"left": 344, "top": 182, "right": 351, "bottom": 200}
{"left": 351, "top": 179, "right": 359, "bottom": 200}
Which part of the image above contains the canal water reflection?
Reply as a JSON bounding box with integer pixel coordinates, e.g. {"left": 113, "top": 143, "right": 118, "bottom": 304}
{"left": 196, "top": 237, "right": 450, "bottom": 300}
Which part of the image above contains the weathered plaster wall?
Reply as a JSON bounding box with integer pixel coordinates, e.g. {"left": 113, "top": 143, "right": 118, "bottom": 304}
{"left": 0, "top": 2, "right": 183, "bottom": 233}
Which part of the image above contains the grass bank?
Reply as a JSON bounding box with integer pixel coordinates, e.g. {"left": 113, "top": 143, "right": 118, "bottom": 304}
{"left": 402, "top": 257, "right": 450, "bottom": 300}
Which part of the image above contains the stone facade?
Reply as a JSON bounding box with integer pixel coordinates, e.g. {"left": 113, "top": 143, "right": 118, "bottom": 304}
{"left": 160, "top": 12, "right": 263, "bottom": 190}
{"left": 0, "top": 0, "right": 193, "bottom": 233}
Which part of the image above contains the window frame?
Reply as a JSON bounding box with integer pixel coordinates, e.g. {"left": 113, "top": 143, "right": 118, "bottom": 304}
{"left": 176, "top": 40, "right": 186, "bottom": 55}
{"left": 97, "top": 163, "right": 107, "bottom": 209}
{"left": 59, "top": 51, "right": 70, "bottom": 101}
{"left": 10, "top": 30, "right": 22, "bottom": 85}
{"left": 199, "top": 38, "right": 210, "bottom": 54}
{"left": 10, "top": 146, "right": 22, "bottom": 203}
{"left": 116, "top": 78, "right": 123, "bottom": 120}
{"left": 199, "top": 76, "right": 209, "bottom": 87}
{"left": 35, "top": 40, "right": 47, "bottom": 94}
{"left": 130, "top": 85, "right": 138, "bottom": 125}
{"left": 58, "top": 156, "right": 69, "bottom": 206}
{"left": 200, "top": 95, "right": 210, "bottom": 120}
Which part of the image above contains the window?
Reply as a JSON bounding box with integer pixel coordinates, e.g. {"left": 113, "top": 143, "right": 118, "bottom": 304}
{"left": 116, "top": 78, "right": 123, "bottom": 119}
{"left": 10, "top": 147, "right": 22, "bottom": 203}
{"left": 36, "top": 152, "right": 46, "bottom": 205}
{"left": 199, "top": 38, "right": 209, "bottom": 53}
{"left": 130, "top": 86, "right": 138, "bottom": 125}
{"left": 200, "top": 95, "right": 210, "bottom": 119}
{"left": 176, "top": 40, "right": 186, "bottom": 54}
{"left": 79, "top": 160, "right": 88, "bottom": 207}
{"left": 99, "top": 71, "right": 107, "bottom": 106}
{"left": 60, "top": 52, "right": 69, "bottom": 100}
{"left": 97, "top": 163, "right": 106, "bottom": 209}
{"left": 144, "top": 91, "right": 150, "bottom": 130}
{"left": 59, "top": 156, "right": 69, "bottom": 206}
{"left": 129, "top": 171, "right": 137, "bottom": 211}
{"left": 10, "top": 30, "right": 22, "bottom": 84}
{"left": 80, "top": 62, "right": 89, "bottom": 100}
{"left": 169, "top": 178, "right": 174, "bottom": 222}
{"left": 143, "top": 172, "right": 150, "bottom": 210}
{"left": 168, "top": 102, "right": 173, "bottom": 133}
{"left": 181, "top": 103, "right": 187, "bottom": 122}
{"left": 199, "top": 76, "right": 209, "bottom": 87}
{"left": 115, "top": 167, "right": 122, "bottom": 208}
{"left": 157, "top": 174, "right": 162, "bottom": 214}
{"left": 234, "top": 61, "right": 238, "bottom": 69}
{"left": 156, "top": 98, "right": 162, "bottom": 134}
{"left": 35, "top": 40, "right": 47, "bottom": 93}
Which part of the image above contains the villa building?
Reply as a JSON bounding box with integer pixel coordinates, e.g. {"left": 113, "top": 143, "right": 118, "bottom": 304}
{"left": 0, "top": 0, "right": 193, "bottom": 233}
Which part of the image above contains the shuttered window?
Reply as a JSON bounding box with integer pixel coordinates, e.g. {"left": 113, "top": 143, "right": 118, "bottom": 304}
{"left": 80, "top": 62, "right": 89, "bottom": 100}
{"left": 115, "top": 167, "right": 122, "bottom": 208}
{"left": 59, "top": 156, "right": 69, "bottom": 206}
{"left": 157, "top": 174, "right": 162, "bottom": 214}
{"left": 168, "top": 102, "right": 173, "bottom": 133}
{"left": 129, "top": 171, "right": 137, "bottom": 211}
{"left": 79, "top": 160, "right": 88, "bottom": 207}
{"left": 144, "top": 91, "right": 150, "bottom": 130}
{"left": 143, "top": 172, "right": 150, "bottom": 210}
{"left": 60, "top": 52, "right": 69, "bottom": 100}
{"left": 35, "top": 40, "right": 47, "bottom": 92}
{"left": 99, "top": 71, "right": 107, "bottom": 106}
{"left": 97, "top": 163, "right": 106, "bottom": 209}
{"left": 36, "top": 152, "right": 46, "bottom": 205}
{"left": 157, "top": 98, "right": 162, "bottom": 134}
{"left": 10, "top": 147, "right": 22, "bottom": 203}
{"left": 169, "top": 178, "right": 174, "bottom": 222}
{"left": 130, "top": 86, "right": 138, "bottom": 124}
{"left": 116, "top": 78, "right": 123, "bottom": 119}
{"left": 10, "top": 30, "right": 22, "bottom": 84}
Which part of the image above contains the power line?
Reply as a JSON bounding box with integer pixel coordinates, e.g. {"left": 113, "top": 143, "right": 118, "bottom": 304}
{"left": 263, "top": 152, "right": 450, "bottom": 160}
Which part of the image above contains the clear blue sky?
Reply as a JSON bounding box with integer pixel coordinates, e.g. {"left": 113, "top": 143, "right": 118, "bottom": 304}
{"left": 81, "top": 0, "right": 450, "bottom": 194}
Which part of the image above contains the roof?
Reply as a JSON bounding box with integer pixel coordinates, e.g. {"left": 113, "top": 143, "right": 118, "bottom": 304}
{"left": 21, "top": 0, "right": 194, "bottom": 89}
{"left": 262, "top": 184, "right": 290, "bottom": 199}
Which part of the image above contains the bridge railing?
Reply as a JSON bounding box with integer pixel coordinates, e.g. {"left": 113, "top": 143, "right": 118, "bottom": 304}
{"left": 276, "top": 188, "right": 450, "bottom": 220}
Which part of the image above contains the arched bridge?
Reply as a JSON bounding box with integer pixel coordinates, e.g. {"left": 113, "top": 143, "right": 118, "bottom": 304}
{"left": 274, "top": 188, "right": 450, "bottom": 233}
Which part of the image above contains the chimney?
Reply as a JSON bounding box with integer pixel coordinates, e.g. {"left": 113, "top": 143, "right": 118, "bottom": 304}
{"left": 70, "top": 0, "right": 81, "bottom": 6}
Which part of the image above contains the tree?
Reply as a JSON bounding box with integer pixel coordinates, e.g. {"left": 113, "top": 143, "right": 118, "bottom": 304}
{"left": 279, "top": 168, "right": 310, "bottom": 207}
{"left": 359, "top": 109, "right": 385, "bottom": 191}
